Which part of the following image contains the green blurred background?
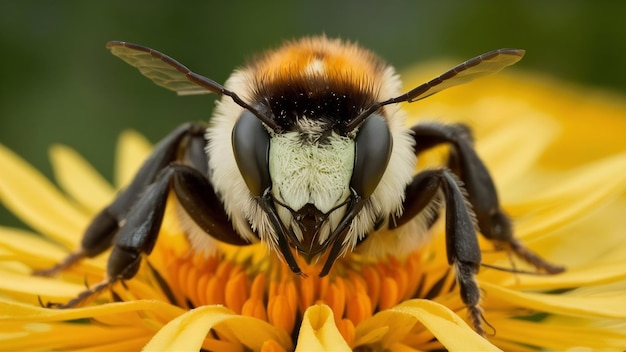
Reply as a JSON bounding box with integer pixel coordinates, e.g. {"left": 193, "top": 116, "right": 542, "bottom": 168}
{"left": 1, "top": 1, "right": 625, "bottom": 227}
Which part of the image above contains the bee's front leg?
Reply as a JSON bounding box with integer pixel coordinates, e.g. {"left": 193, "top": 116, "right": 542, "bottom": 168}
{"left": 394, "top": 168, "right": 484, "bottom": 335}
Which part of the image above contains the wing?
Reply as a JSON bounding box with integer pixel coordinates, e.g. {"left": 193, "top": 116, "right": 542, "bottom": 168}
{"left": 106, "top": 41, "right": 226, "bottom": 96}
{"left": 403, "top": 48, "right": 525, "bottom": 102}
{"left": 107, "top": 41, "right": 282, "bottom": 131}
{"left": 345, "top": 48, "right": 524, "bottom": 132}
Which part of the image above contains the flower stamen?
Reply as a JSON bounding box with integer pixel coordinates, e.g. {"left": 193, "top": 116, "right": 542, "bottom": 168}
{"left": 152, "top": 239, "right": 434, "bottom": 344}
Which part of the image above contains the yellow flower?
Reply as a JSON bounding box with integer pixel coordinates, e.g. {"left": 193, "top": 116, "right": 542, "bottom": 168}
{"left": 1, "top": 62, "right": 626, "bottom": 351}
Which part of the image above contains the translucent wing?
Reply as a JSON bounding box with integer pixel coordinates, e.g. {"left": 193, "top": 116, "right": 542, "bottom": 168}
{"left": 346, "top": 48, "right": 524, "bottom": 131}
{"left": 403, "top": 48, "right": 525, "bottom": 102}
{"left": 106, "top": 41, "right": 225, "bottom": 96}
{"left": 106, "top": 41, "right": 282, "bottom": 131}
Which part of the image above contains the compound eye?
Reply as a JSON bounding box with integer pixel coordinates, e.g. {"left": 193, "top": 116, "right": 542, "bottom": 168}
{"left": 232, "top": 110, "right": 272, "bottom": 196}
{"left": 350, "top": 114, "right": 393, "bottom": 199}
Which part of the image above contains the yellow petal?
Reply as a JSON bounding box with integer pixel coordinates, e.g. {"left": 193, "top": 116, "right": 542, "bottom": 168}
{"left": 0, "top": 320, "right": 149, "bottom": 351}
{"left": 531, "top": 86, "right": 626, "bottom": 167}
{"left": 0, "top": 298, "right": 182, "bottom": 322}
{"left": 482, "top": 281, "right": 626, "bottom": 319}
{"left": 0, "top": 298, "right": 184, "bottom": 351}
{"left": 0, "top": 226, "right": 106, "bottom": 278}
{"left": 486, "top": 261, "right": 626, "bottom": 291}
{"left": 0, "top": 269, "right": 91, "bottom": 304}
{"left": 144, "top": 305, "right": 292, "bottom": 352}
{"left": 296, "top": 304, "right": 352, "bottom": 352}
{"left": 49, "top": 144, "right": 115, "bottom": 213}
{"left": 0, "top": 226, "right": 66, "bottom": 263}
{"left": 514, "top": 152, "right": 626, "bottom": 240}
{"left": 475, "top": 113, "right": 559, "bottom": 193}
{"left": 0, "top": 144, "right": 88, "bottom": 247}
{"left": 354, "top": 299, "right": 501, "bottom": 351}
{"left": 499, "top": 196, "right": 626, "bottom": 269}
{"left": 115, "top": 130, "right": 152, "bottom": 188}
{"left": 491, "top": 318, "right": 626, "bottom": 351}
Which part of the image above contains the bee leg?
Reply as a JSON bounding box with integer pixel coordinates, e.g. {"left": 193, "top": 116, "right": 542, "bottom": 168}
{"left": 169, "top": 164, "right": 250, "bottom": 246}
{"left": 396, "top": 169, "right": 484, "bottom": 335}
{"left": 57, "top": 164, "right": 177, "bottom": 307}
{"left": 84, "top": 163, "right": 249, "bottom": 307}
{"left": 34, "top": 122, "right": 208, "bottom": 277}
{"left": 53, "top": 279, "right": 114, "bottom": 308}
{"left": 411, "top": 122, "right": 564, "bottom": 274}
{"left": 55, "top": 141, "right": 252, "bottom": 306}
{"left": 389, "top": 170, "right": 441, "bottom": 229}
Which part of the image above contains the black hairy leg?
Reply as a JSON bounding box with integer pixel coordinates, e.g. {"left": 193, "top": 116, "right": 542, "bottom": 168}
{"left": 34, "top": 122, "right": 249, "bottom": 307}
{"left": 390, "top": 122, "right": 565, "bottom": 334}
{"left": 392, "top": 168, "right": 485, "bottom": 335}
{"left": 408, "top": 122, "right": 564, "bottom": 274}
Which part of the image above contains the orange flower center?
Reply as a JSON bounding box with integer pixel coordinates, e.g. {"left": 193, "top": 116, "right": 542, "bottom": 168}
{"left": 149, "top": 240, "right": 456, "bottom": 346}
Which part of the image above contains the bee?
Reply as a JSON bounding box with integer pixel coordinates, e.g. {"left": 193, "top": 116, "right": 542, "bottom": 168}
{"left": 37, "top": 36, "right": 564, "bottom": 336}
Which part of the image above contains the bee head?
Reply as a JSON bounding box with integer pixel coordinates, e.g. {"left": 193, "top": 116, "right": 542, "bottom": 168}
{"left": 232, "top": 107, "right": 392, "bottom": 264}
{"left": 220, "top": 37, "right": 412, "bottom": 276}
